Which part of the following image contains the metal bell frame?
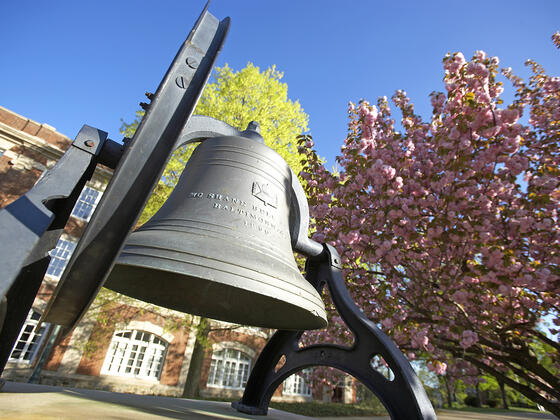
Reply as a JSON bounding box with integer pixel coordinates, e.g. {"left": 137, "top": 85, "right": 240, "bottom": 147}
{"left": 0, "top": 4, "right": 436, "bottom": 419}
{"left": 233, "top": 243, "right": 436, "bottom": 419}
{"left": 0, "top": 2, "right": 230, "bottom": 374}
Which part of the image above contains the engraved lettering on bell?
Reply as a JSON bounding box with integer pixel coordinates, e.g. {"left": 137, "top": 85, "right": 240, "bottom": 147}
{"left": 252, "top": 182, "right": 278, "bottom": 208}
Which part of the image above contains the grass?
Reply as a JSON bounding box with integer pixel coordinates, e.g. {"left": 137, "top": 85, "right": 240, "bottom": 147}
{"left": 190, "top": 394, "right": 389, "bottom": 417}
{"left": 194, "top": 397, "right": 549, "bottom": 417}
{"left": 270, "top": 401, "right": 388, "bottom": 417}
{"left": 192, "top": 395, "right": 549, "bottom": 417}
{"left": 442, "top": 405, "right": 543, "bottom": 414}
{"left": 190, "top": 396, "right": 388, "bottom": 417}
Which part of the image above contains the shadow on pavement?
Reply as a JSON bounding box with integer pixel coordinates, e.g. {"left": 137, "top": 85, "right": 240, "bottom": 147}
{"left": 0, "top": 381, "right": 310, "bottom": 420}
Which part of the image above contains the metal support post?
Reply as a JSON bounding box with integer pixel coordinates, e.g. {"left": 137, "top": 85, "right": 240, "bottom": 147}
{"left": 42, "top": 4, "right": 230, "bottom": 335}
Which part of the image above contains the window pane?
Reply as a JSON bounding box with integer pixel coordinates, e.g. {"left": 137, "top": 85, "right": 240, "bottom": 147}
{"left": 9, "top": 309, "right": 50, "bottom": 364}
{"left": 283, "top": 369, "right": 312, "bottom": 396}
{"left": 206, "top": 348, "right": 252, "bottom": 390}
{"left": 208, "top": 359, "right": 216, "bottom": 384}
{"left": 71, "top": 186, "right": 101, "bottom": 221}
{"left": 242, "top": 364, "right": 249, "bottom": 387}
{"left": 101, "top": 330, "right": 167, "bottom": 380}
{"left": 46, "top": 239, "right": 76, "bottom": 279}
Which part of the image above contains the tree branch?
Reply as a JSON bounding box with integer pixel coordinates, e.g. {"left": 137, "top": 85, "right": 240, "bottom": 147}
{"left": 533, "top": 329, "right": 560, "bottom": 353}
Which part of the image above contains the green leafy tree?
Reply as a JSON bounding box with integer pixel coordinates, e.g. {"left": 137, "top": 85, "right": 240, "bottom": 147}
{"left": 121, "top": 62, "right": 309, "bottom": 225}
{"left": 119, "top": 62, "right": 309, "bottom": 397}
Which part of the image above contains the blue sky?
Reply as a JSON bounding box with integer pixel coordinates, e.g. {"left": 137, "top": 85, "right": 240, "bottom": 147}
{"left": 1, "top": 1, "right": 558, "bottom": 166}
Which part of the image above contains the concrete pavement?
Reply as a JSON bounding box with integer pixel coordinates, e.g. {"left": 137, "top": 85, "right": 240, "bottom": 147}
{"left": 0, "top": 382, "right": 312, "bottom": 420}
{"left": 1, "top": 382, "right": 558, "bottom": 419}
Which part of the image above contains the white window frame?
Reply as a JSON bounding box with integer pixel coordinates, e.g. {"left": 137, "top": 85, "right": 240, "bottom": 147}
{"left": 282, "top": 368, "right": 312, "bottom": 396}
{"left": 71, "top": 186, "right": 102, "bottom": 222}
{"left": 101, "top": 330, "right": 168, "bottom": 381}
{"left": 9, "top": 309, "right": 50, "bottom": 364}
{"left": 207, "top": 348, "right": 252, "bottom": 390}
{"left": 46, "top": 238, "right": 76, "bottom": 279}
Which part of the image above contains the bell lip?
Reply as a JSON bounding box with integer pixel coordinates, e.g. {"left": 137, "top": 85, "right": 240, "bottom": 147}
{"left": 116, "top": 229, "right": 323, "bottom": 307}
{"left": 105, "top": 260, "right": 328, "bottom": 331}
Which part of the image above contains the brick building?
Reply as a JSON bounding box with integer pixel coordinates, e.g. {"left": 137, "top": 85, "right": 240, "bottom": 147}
{"left": 0, "top": 105, "right": 354, "bottom": 403}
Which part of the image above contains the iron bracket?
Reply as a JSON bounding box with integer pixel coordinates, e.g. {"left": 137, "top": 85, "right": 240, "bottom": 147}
{"left": 0, "top": 125, "right": 109, "bottom": 373}
{"left": 233, "top": 243, "right": 436, "bottom": 420}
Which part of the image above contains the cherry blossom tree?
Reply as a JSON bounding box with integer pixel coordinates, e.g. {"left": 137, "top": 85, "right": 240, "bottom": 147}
{"left": 299, "top": 38, "right": 560, "bottom": 414}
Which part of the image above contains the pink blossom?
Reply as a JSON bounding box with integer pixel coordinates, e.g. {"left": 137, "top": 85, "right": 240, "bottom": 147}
{"left": 443, "top": 52, "right": 466, "bottom": 74}
{"left": 342, "top": 230, "right": 361, "bottom": 245}
{"left": 430, "top": 92, "right": 445, "bottom": 111}
{"left": 474, "top": 50, "right": 488, "bottom": 61}
{"left": 448, "top": 127, "right": 460, "bottom": 140}
{"left": 466, "top": 62, "right": 489, "bottom": 78}
{"left": 312, "top": 232, "right": 326, "bottom": 243}
{"left": 500, "top": 108, "right": 520, "bottom": 124}
{"left": 381, "top": 318, "right": 394, "bottom": 329}
{"left": 313, "top": 203, "right": 330, "bottom": 219}
{"left": 299, "top": 49, "right": 560, "bottom": 404}
{"left": 553, "top": 31, "right": 560, "bottom": 48}
{"left": 411, "top": 331, "right": 429, "bottom": 349}
{"left": 427, "top": 360, "right": 448, "bottom": 375}
{"left": 452, "top": 290, "right": 468, "bottom": 304}
{"left": 460, "top": 330, "right": 479, "bottom": 349}
{"left": 381, "top": 164, "right": 396, "bottom": 180}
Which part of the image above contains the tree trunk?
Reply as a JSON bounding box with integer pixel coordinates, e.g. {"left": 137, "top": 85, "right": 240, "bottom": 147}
{"left": 476, "top": 381, "right": 482, "bottom": 407}
{"left": 182, "top": 318, "right": 211, "bottom": 398}
{"left": 499, "top": 380, "right": 509, "bottom": 410}
{"left": 443, "top": 375, "right": 453, "bottom": 408}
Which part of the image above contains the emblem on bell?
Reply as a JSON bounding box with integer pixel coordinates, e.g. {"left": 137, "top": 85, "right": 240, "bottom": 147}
{"left": 105, "top": 124, "right": 327, "bottom": 330}
{"left": 252, "top": 182, "right": 278, "bottom": 208}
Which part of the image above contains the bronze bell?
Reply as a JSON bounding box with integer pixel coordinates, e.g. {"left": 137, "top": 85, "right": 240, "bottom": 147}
{"left": 104, "top": 126, "right": 327, "bottom": 330}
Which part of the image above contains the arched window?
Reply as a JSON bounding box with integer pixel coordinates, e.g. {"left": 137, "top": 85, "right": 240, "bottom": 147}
{"left": 9, "top": 309, "right": 50, "bottom": 363}
{"left": 101, "top": 330, "right": 167, "bottom": 380}
{"left": 207, "top": 348, "right": 251, "bottom": 389}
{"left": 282, "top": 369, "right": 312, "bottom": 396}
